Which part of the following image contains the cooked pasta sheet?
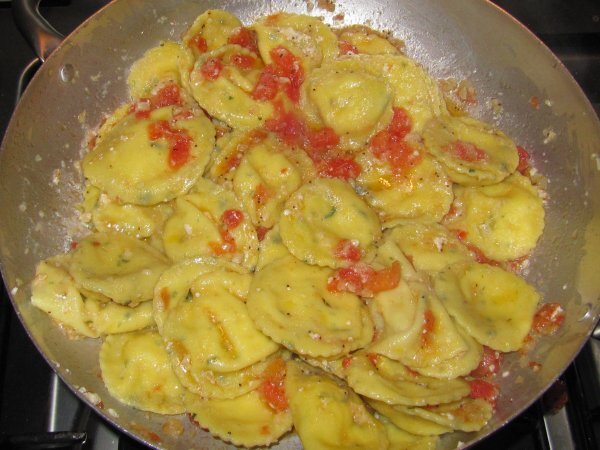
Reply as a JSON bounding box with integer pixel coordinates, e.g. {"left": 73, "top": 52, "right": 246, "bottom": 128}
{"left": 30, "top": 8, "right": 552, "bottom": 449}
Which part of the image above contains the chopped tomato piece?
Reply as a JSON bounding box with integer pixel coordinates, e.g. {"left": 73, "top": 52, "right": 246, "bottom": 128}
{"left": 328, "top": 261, "right": 401, "bottom": 297}
{"left": 364, "top": 261, "right": 401, "bottom": 293}
{"left": 253, "top": 183, "right": 271, "bottom": 207}
{"left": 443, "top": 140, "right": 488, "bottom": 162}
{"left": 369, "top": 129, "right": 421, "bottom": 174}
{"left": 307, "top": 127, "right": 340, "bottom": 152}
{"left": 252, "top": 66, "right": 279, "bottom": 101}
{"left": 470, "top": 346, "right": 503, "bottom": 378}
{"left": 529, "top": 96, "right": 539, "bottom": 109}
{"left": 334, "top": 239, "right": 362, "bottom": 262}
{"left": 319, "top": 157, "right": 361, "bottom": 180}
{"left": 256, "top": 226, "right": 271, "bottom": 241}
{"left": 208, "top": 228, "right": 236, "bottom": 255}
{"left": 531, "top": 303, "right": 565, "bottom": 336}
{"left": 151, "top": 83, "right": 183, "bottom": 109}
{"left": 168, "top": 134, "right": 192, "bottom": 169}
{"left": 231, "top": 53, "right": 256, "bottom": 69}
{"left": 200, "top": 58, "right": 223, "bottom": 80}
{"left": 264, "top": 107, "right": 306, "bottom": 148}
{"left": 338, "top": 40, "right": 359, "bottom": 55}
{"left": 221, "top": 209, "right": 244, "bottom": 230}
{"left": 159, "top": 287, "right": 170, "bottom": 309}
{"left": 228, "top": 27, "right": 258, "bottom": 53}
{"left": 517, "top": 145, "right": 530, "bottom": 174}
{"left": 367, "top": 353, "right": 380, "bottom": 366}
{"left": 469, "top": 379, "right": 499, "bottom": 405}
{"left": 389, "top": 107, "right": 412, "bottom": 139}
{"left": 421, "top": 309, "right": 435, "bottom": 347}
{"left": 189, "top": 34, "right": 208, "bottom": 53}
{"left": 259, "top": 358, "right": 288, "bottom": 412}
{"left": 147, "top": 120, "right": 192, "bottom": 169}
{"left": 342, "top": 356, "right": 354, "bottom": 368}
{"left": 269, "top": 46, "right": 305, "bottom": 102}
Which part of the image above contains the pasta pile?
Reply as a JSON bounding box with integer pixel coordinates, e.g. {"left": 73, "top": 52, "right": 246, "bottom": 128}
{"left": 31, "top": 9, "right": 551, "bottom": 449}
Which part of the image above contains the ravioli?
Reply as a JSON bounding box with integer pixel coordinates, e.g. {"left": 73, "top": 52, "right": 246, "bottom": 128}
{"left": 279, "top": 178, "right": 381, "bottom": 268}
{"left": 183, "top": 9, "right": 243, "bottom": 56}
{"left": 254, "top": 13, "right": 338, "bottom": 70}
{"left": 84, "top": 186, "right": 173, "bottom": 240}
{"left": 83, "top": 105, "right": 215, "bottom": 205}
{"left": 376, "top": 414, "right": 440, "bottom": 450}
{"left": 368, "top": 399, "right": 452, "bottom": 436}
{"left": 69, "top": 232, "right": 170, "bottom": 305}
{"left": 188, "top": 45, "right": 273, "bottom": 129}
{"left": 162, "top": 178, "right": 258, "bottom": 268}
{"left": 369, "top": 281, "right": 471, "bottom": 375}
{"left": 423, "top": 115, "right": 519, "bottom": 186}
{"left": 247, "top": 255, "right": 374, "bottom": 357}
{"left": 337, "top": 26, "right": 402, "bottom": 55}
{"left": 188, "top": 388, "right": 293, "bottom": 447}
{"left": 99, "top": 330, "right": 190, "bottom": 414}
{"left": 154, "top": 259, "right": 278, "bottom": 390}
{"left": 31, "top": 257, "right": 98, "bottom": 338}
{"left": 445, "top": 173, "right": 545, "bottom": 261}
{"left": 303, "top": 61, "right": 393, "bottom": 146}
{"left": 344, "top": 352, "right": 471, "bottom": 406}
{"left": 433, "top": 262, "right": 540, "bottom": 351}
{"left": 391, "top": 397, "right": 493, "bottom": 433}
{"left": 128, "top": 41, "right": 187, "bottom": 98}
{"left": 356, "top": 152, "right": 453, "bottom": 225}
{"left": 286, "top": 360, "right": 389, "bottom": 450}
{"left": 384, "top": 222, "right": 473, "bottom": 272}
{"left": 233, "top": 138, "right": 304, "bottom": 228}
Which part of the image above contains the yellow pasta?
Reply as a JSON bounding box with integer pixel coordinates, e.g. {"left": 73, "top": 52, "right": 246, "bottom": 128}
{"left": 100, "top": 330, "right": 190, "bottom": 414}
{"left": 247, "top": 255, "right": 374, "bottom": 357}
{"left": 445, "top": 172, "right": 545, "bottom": 261}
{"left": 344, "top": 352, "right": 471, "bottom": 406}
{"left": 433, "top": 262, "right": 540, "bottom": 351}
{"left": 423, "top": 115, "right": 519, "bottom": 186}
{"left": 29, "top": 8, "right": 552, "bottom": 449}
{"left": 188, "top": 388, "right": 293, "bottom": 447}
{"left": 286, "top": 360, "right": 389, "bottom": 450}
{"left": 83, "top": 105, "right": 215, "bottom": 205}
{"left": 279, "top": 178, "right": 381, "bottom": 268}
{"left": 69, "top": 232, "right": 170, "bottom": 305}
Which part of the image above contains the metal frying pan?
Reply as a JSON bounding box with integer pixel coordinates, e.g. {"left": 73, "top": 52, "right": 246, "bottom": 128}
{"left": 1, "top": 0, "right": 599, "bottom": 448}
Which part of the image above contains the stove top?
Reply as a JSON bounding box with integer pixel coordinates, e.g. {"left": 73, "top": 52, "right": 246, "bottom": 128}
{"left": 0, "top": 1, "right": 598, "bottom": 449}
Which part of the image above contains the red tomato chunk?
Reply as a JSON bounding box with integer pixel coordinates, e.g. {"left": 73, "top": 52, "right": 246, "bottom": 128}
{"left": 259, "top": 358, "right": 288, "bottom": 412}
{"left": 327, "top": 261, "right": 401, "bottom": 297}
{"left": 200, "top": 58, "right": 223, "bottom": 80}
{"left": 334, "top": 239, "right": 362, "bottom": 262}
{"left": 221, "top": 209, "right": 244, "bottom": 230}
{"left": 228, "top": 27, "right": 259, "bottom": 53}
{"left": 470, "top": 346, "right": 503, "bottom": 378}
{"left": 147, "top": 120, "right": 192, "bottom": 169}
{"left": 531, "top": 303, "right": 565, "bottom": 336}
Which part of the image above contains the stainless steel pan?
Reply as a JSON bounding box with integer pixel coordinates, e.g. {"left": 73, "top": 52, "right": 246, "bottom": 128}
{"left": 1, "top": 0, "right": 599, "bottom": 448}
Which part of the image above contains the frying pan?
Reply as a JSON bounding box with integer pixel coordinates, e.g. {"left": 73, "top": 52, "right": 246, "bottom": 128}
{"left": 1, "top": 0, "right": 599, "bottom": 448}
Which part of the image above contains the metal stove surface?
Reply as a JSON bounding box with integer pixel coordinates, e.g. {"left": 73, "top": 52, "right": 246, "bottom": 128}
{"left": 0, "top": 1, "right": 598, "bottom": 449}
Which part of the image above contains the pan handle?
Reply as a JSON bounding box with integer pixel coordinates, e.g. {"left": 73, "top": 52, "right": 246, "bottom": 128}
{"left": 12, "top": 0, "right": 64, "bottom": 62}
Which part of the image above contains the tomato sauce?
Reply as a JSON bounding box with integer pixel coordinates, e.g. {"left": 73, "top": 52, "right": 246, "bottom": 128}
{"left": 470, "top": 346, "right": 503, "bottom": 378}
{"left": 259, "top": 358, "right": 288, "bottom": 412}
{"left": 228, "top": 27, "right": 259, "bottom": 53}
{"left": 200, "top": 58, "right": 223, "bottom": 80}
{"left": 147, "top": 120, "right": 192, "bottom": 169}
{"left": 369, "top": 107, "right": 421, "bottom": 174}
{"left": 531, "top": 303, "right": 565, "bottom": 336}
{"left": 334, "top": 239, "right": 362, "bottom": 262}
{"left": 327, "top": 261, "right": 401, "bottom": 297}
{"left": 443, "top": 140, "right": 488, "bottom": 163}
